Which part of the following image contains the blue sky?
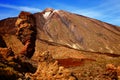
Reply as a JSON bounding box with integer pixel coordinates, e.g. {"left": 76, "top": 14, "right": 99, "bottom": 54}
{"left": 0, "top": 0, "right": 120, "bottom": 26}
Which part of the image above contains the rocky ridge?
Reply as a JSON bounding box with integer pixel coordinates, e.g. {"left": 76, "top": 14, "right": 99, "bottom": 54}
{"left": 35, "top": 8, "right": 120, "bottom": 55}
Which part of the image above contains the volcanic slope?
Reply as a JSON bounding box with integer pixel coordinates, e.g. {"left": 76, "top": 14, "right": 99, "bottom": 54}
{"left": 34, "top": 8, "right": 120, "bottom": 55}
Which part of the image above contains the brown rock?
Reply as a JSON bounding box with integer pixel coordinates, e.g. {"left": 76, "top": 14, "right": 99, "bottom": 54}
{"left": 105, "top": 64, "right": 118, "bottom": 80}
{"left": 117, "top": 66, "right": 120, "bottom": 76}
{"left": 19, "top": 40, "right": 30, "bottom": 55}
{"left": 25, "top": 51, "right": 76, "bottom": 80}
{"left": 106, "top": 64, "right": 116, "bottom": 70}
{"left": 15, "top": 11, "right": 36, "bottom": 58}
{"left": 0, "top": 47, "right": 14, "bottom": 59}
{"left": 0, "top": 35, "right": 7, "bottom": 48}
{"left": 18, "top": 11, "right": 33, "bottom": 20}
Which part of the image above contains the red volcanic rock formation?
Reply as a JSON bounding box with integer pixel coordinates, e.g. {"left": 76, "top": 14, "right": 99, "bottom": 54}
{"left": 16, "top": 11, "right": 36, "bottom": 58}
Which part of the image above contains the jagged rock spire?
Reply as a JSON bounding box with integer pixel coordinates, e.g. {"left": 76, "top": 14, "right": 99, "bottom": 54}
{"left": 15, "top": 11, "right": 36, "bottom": 58}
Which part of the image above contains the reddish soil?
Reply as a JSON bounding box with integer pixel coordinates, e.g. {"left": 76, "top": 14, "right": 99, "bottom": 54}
{"left": 56, "top": 58, "right": 96, "bottom": 68}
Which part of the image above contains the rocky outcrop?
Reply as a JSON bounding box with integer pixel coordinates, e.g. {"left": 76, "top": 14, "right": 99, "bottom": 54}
{"left": 0, "top": 47, "right": 20, "bottom": 80}
{"left": 0, "top": 48, "right": 77, "bottom": 80}
{"left": 105, "top": 64, "right": 120, "bottom": 80}
{"left": 25, "top": 51, "right": 76, "bottom": 80}
{"left": 15, "top": 11, "right": 36, "bottom": 58}
{"left": 0, "top": 35, "right": 7, "bottom": 48}
{"left": 0, "top": 47, "right": 36, "bottom": 80}
{"left": 0, "top": 48, "right": 14, "bottom": 60}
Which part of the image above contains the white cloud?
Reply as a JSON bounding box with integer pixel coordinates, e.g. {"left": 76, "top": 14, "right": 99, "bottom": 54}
{"left": 73, "top": 9, "right": 103, "bottom": 19}
{"left": 53, "top": 1, "right": 120, "bottom": 26}
{"left": 19, "top": 6, "right": 41, "bottom": 12}
{"left": 0, "top": 3, "right": 41, "bottom": 12}
{"left": 54, "top": 3, "right": 104, "bottom": 19}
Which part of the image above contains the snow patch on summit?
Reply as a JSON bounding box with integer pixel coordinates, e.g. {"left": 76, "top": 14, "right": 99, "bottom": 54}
{"left": 43, "top": 9, "right": 59, "bottom": 19}
{"left": 43, "top": 12, "right": 51, "bottom": 19}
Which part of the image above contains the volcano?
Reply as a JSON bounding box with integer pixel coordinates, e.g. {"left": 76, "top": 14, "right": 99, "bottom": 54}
{"left": 0, "top": 8, "right": 120, "bottom": 80}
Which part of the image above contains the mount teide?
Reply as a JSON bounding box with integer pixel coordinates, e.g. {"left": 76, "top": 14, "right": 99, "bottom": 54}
{"left": 0, "top": 8, "right": 120, "bottom": 54}
{"left": 0, "top": 8, "right": 120, "bottom": 80}
{"left": 35, "top": 8, "right": 120, "bottom": 54}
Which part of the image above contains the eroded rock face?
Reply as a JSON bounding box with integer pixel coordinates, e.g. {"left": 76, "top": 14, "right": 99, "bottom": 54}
{"left": 0, "top": 47, "right": 14, "bottom": 59}
{"left": 16, "top": 11, "right": 36, "bottom": 58}
{"left": 105, "top": 64, "right": 120, "bottom": 80}
{"left": 26, "top": 51, "right": 76, "bottom": 80}
{"left": 0, "top": 35, "right": 7, "bottom": 48}
{"left": 0, "top": 47, "right": 36, "bottom": 80}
